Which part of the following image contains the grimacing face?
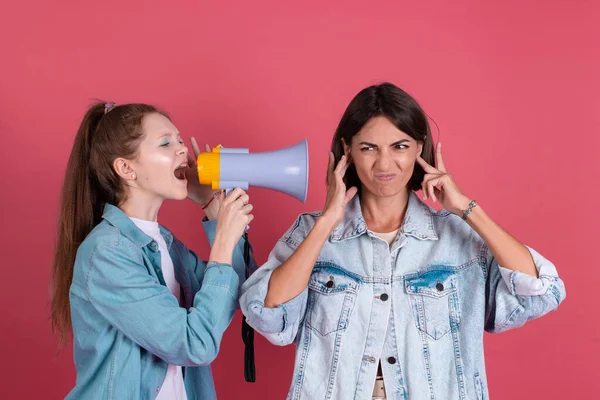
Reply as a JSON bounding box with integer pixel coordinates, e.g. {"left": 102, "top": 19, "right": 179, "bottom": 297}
{"left": 344, "top": 116, "right": 423, "bottom": 197}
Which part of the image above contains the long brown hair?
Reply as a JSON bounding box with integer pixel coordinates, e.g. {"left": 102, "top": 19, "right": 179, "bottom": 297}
{"left": 50, "top": 101, "right": 167, "bottom": 345}
{"left": 331, "top": 82, "right": 435, "bottom": 194}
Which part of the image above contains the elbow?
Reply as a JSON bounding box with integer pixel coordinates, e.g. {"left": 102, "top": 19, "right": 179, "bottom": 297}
{"left": 242, "top": 300, "right": 285, "bottom": 334}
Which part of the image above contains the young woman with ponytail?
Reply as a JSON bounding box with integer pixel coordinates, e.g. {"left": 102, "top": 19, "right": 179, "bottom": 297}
{"left": 51, "top": 101, "right": 256, "bottom": 399}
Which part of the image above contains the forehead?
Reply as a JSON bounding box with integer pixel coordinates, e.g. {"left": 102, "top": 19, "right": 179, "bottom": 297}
{"left": 142, "top": 113, "right": 178, "bottom": 137}
{"left": 354, "top": 116, "right": 412, "bottom": 143}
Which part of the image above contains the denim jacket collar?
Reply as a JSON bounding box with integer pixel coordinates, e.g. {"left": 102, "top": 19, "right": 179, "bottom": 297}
{"left": 102, "top": 204, "right": 174, "bottom": 249}
{"left": 330, "top": 191, "right": 438, "bottom": 242}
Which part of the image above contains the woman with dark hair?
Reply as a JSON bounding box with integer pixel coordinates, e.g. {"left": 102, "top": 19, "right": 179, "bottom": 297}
{"left": 240, "top": 83, "right": 565, "bottom": 399}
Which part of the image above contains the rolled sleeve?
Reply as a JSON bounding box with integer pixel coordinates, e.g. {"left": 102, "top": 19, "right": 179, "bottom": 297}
{"left": 484, "top": 244, "right": 566, "bottom": 333}
{"left": 498, "top": 246, "right": 562, "bottom": 297}
{"left": 240, "top": 239, "right": 308, "bottom": 346}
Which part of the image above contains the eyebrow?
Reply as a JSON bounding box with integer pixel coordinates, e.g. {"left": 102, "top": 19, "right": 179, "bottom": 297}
{"left": 359, "top": 139, "right": 411, "bottom": 147}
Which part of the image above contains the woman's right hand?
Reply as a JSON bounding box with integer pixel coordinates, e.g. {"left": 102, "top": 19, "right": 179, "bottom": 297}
{"left": 209, "top": 188, "right": 254, "bottom": 264}
{"left": 320, "top": 152, "right": 358, "bottom": 230}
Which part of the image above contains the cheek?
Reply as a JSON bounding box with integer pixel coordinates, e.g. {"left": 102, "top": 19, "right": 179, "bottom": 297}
{"left": 138, "top": 152, "right": 173, "bottom": 175}
{"left": 351, "top": 155, "right": 371, "bottom": 176}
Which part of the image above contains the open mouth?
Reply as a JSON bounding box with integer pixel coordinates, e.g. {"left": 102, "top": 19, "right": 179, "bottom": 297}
{"left": 174, "top": 163, "right": 187, "bottom": 181}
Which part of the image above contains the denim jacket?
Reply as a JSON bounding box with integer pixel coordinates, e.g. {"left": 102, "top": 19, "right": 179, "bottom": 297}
{"left": 67, "top": 204, "right": 251, "bottom": 400}
{"left": 240, "top": 192, "right": 565, "bottom": 400}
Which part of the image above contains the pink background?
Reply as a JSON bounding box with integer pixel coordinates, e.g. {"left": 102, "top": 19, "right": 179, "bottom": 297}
{"left": 1, "top": 1, "right": 598, "bottom": 398}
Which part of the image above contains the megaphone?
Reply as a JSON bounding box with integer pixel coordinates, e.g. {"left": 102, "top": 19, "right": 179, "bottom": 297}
{"left": 196, "top": 139, "right": 309, "bottom": 203}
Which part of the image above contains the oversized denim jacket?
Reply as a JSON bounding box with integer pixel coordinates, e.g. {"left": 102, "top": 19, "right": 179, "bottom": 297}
{"left": 240, "top": 193, "right": 565, "bottom": 400}
{"left": 67, "top": 204, "right": 252, "bottom": 400}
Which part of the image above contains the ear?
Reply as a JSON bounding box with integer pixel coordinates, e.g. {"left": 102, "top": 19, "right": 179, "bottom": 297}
{"left": 417, "top": 141, "right": 423, "bottom": 157}
{"left": 113, "top": 158, "right": 137, "bottom": 181}
{"left": 341, "top": 138, "right": 352, "bottom": 162}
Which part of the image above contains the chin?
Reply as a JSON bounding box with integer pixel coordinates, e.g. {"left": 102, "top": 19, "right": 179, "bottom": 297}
{"left": 367, "top": 183, "right": 406, "bottom": 198}
{"left": 165, "top": 188, "right": 188, "bottom": 201}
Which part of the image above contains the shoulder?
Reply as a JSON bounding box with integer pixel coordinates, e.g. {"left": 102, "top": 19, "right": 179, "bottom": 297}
{"left": 75, "top": 221, "right": 143, "bottom": 271}
{"left": 280, "top": 210, "right": 323, "bottom": 249}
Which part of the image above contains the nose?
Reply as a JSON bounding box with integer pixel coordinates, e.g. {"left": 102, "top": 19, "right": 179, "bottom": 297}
{"left": 375, "top": 148, "right": 392, "bottom": 170}
{"left": 177, "top": 142, "right": 189, "bottom": 156}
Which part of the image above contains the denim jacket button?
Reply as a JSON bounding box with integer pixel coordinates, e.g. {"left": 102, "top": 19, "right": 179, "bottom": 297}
{"left": 387, "top": 357, "right": 397, "bottom": 364}
{"left": 380, "top": 293, "right": 389, "bottom": 301}
{"left": 436, "top": 282, "right": 444, "bottom": 291}
{"left": 326, "top": 280, "right": 334, "bottom": 289}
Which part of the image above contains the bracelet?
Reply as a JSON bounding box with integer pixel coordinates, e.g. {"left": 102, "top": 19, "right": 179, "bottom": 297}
{"left": 461, "top": 200, "right": 478, "bottom": 220}
{"left": 201, "top": 192, "right": 219, "bottom": 210}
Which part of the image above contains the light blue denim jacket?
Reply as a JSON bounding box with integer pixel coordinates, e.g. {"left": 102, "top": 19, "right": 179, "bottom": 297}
{"left": 240, "top": 193, "right": 565, "bottom": 400}
{"left": 67, "top": 204, "right": 253, "bottom": 400}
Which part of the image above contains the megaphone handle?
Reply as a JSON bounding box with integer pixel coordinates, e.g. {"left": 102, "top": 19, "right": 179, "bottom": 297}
{"left": 242, "top": 231, "right": 256, "bottom": 382}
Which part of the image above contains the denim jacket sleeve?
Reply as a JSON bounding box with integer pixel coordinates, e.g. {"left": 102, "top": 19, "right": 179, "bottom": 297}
{"left": 201, "top": 217, "right": 259, "bottom": 291}
{"left": 484, "top": 243, "right": 566, "bottom": 333}
{"left": 239, "top": 216, "right": 309, "bottom": 346}
{"left": 85, "top": 240, "right": 239, "bottom": 367}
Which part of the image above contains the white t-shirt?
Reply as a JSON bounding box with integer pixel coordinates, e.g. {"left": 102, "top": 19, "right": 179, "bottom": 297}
{"left": 130, "top": 217, "right": 188, "bottom": 400}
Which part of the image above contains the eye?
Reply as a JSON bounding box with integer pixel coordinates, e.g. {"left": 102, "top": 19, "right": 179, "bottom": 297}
{"left": 160, "top": 139, "right": 170, "bottom": 147}
{"left": 360, "top": 146, "right": 375, "bottom": 152}
{"left": 178, "top": 137, "right": 184, "bottom": 144}
{"left": 394, "top": 144, "right": 408, "bottom": 150}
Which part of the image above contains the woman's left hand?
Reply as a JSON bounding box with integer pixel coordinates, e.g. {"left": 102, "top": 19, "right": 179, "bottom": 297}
{"left": 416, "top": 142, "right": 472, "bottom": 216}
{"left": 185, "top": 137, "right": 219, "bottom": 212}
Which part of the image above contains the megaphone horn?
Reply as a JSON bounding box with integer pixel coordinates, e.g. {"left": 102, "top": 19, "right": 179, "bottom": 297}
{"left": 196, "top": 139, "right": 309, "bottom": 203}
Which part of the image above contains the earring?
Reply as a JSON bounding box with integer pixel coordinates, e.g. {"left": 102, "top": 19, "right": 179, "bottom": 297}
{"left": 131, "top": 173, "right": 136, "bottom": 179}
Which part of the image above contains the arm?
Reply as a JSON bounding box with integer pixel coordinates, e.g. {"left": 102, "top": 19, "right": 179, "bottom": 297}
{"left": 86, "top": 242, "right": 238, "bottom": 367}
{"left": 483, "top": 243, "right": 565, "bottom": 333}
{"left": 465, "top": 205, "right": 538, "bottom": 277}
{"left": 417, "top": 143, "right": 565, "bottom": 332}
{"left": 263, "top": 152, "right": 356, "bottom": 308}
{"left": 239, "top": 223, "right": 311, "bottom": 346}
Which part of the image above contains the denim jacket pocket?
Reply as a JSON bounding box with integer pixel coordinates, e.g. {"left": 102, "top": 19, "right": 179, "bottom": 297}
{"left": 405, "top": 269, "right": 460, "bottom": 340}
{"left": 306, "top": 264, "right": 359, "bottom": 336}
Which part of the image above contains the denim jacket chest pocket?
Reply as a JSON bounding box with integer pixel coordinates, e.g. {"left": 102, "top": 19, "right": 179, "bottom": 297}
{"left": 405, "top": 269, "right": 461, "bottom": 340}
{"left": 307, "top": 264, "right": 360, "bottom": 336}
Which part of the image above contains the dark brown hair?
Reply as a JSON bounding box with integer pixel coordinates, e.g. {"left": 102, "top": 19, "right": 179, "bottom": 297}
{"left": 50, "top": 101, "right": 168, "bottom": 345}
{"left": 331, "top": 82, "right": 435, "bottom": 193}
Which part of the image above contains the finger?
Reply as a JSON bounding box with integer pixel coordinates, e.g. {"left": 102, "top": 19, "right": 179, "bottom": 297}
{"left": 421, "top": 174, "right": 434, "bottom": 200}
{"left": 416, "top": 156, "right": 438, "bottom": 174}
{"left": 241, "top": 203, "right": 254, "bottom": 214}
{"left": 340, "top": 155, "right": 353, "bottom": 177}
{"left": 190, "top": 137, "right": 201, "bottom": 158}
{"left": 436, "top": 142, "right": 447, "bottom": 173}
{"left": 327, "top": 152, "right": 335, "bottom": 185}
{"left": 334, "top": 155, "right": 347, "bottom": 175}
{"left": 205, "top": 144, "right": 211, "bottom": 152}
{"left": 246, "top": 214, "right": 255, "bottom": 224}
{"left": 225, "top": 188, "right": 245, "bottom": 203}
{"left": 344, "top": 186, "right": 358, "bottom": 205}
{"left": 238, "top": 194, "right": 250, "bottom": 205}
{"left": 428, "top": 177, "right": 443, "bottom": 203}
{"left": 187, "top": 152, "right": 196, "bottom": 167}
